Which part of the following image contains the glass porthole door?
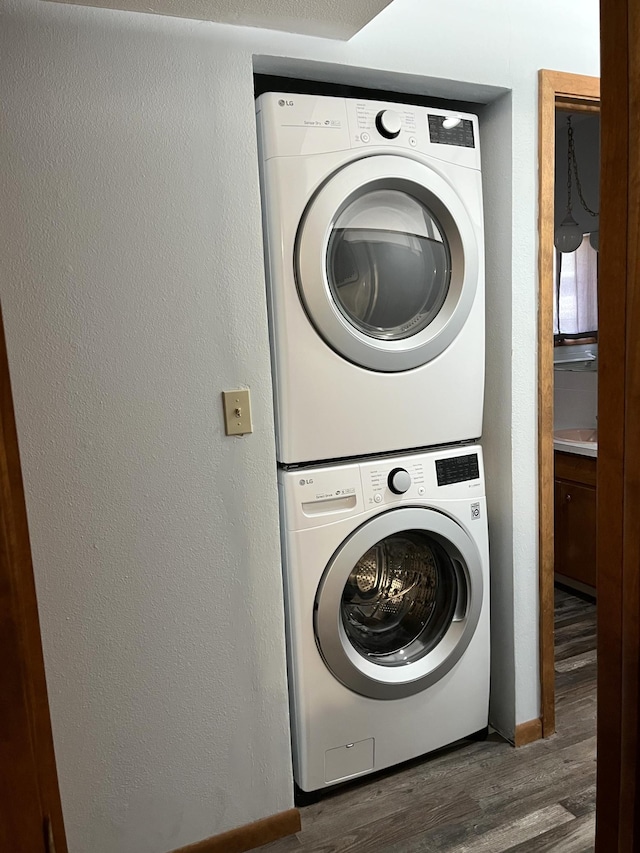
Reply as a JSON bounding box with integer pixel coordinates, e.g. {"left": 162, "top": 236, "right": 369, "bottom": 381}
{"left": 314, "top": 507, "right": 483, "bottom": 699}
{"left": 296, "top": 156, "right": 479, "bottom": 373}
{"left": 327, "top": 190, "right": 451, "bottom": 341}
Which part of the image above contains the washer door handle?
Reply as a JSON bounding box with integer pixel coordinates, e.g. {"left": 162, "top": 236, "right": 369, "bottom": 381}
{"left": 453, "top": 560, "right": 468, "bottom": 622}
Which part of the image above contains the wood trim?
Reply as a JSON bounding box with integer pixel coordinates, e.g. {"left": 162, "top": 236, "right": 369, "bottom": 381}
{"left": 620, "top": 6, "right": 640, "bottom": 845}
{"left": 514, "top": 718, "right": 543, "bottom": 748}
{"left": 537, "top": 70, "right": 600, "bottom": 742}
{"left": 539, "top": 70, "right": 600, "bottom": 102}
{"left": 170, "top": 808, "right": 301, "bottom": 853}
{"left": 596, "top": 0, "right": 640, "bottom": 847}
{"left": 538, "top": 69, "right": 558, "bottom": 740}
{"left": 555, "top": 99, "right": 601, "bottom": 113}
{"left": 0, "top": 302, "right": 68, "bottom": 852}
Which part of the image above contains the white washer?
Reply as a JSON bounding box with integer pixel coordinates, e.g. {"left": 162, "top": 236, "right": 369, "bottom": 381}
{"left": 279, "top": 444, "right": 490, "bottom": 792}
{"left": 257, "top": 92, "right": 485, "bottom": 465}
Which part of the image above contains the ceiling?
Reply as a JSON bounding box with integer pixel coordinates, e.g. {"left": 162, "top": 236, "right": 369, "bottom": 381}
{"left": 46, "top": 0, "right": 395, "bottom": 40}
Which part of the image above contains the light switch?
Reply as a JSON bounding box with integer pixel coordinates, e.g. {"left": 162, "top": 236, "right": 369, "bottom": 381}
{"left": 222, "top": 389, "right": 253, "bottom": 436}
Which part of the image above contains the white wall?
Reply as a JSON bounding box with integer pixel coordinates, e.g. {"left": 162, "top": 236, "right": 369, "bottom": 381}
{"left": 555, "top": 371, "right": 598, "bottom": 430}
{"left": 478, "top": 93, "right": 516, "bottom": 738}
{"left": 0, "top": 0, "right": 599, "bottom": 851}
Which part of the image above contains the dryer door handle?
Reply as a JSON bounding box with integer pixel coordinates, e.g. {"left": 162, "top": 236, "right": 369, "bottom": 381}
{"left": 453, "top": 560, "right": 469, "bottom": 622}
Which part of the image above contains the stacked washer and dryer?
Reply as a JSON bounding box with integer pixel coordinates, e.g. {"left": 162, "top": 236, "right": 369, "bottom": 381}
{"left": 256, "top": 92, "right": 490, "bottom": 795}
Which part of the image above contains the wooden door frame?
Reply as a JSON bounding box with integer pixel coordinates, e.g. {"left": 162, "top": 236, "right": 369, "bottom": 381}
{"left": 0, "top": 299, "right": 68, "bottom": 852}
{"left": 595, "top": 0, "right": 640, "bottom": 846}
{"left": 538, "top": 69, "right": 600, "bottom": 738}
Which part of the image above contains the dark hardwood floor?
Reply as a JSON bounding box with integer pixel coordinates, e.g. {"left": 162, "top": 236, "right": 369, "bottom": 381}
{"left": 263, "top": 587, "right": 596, "bottom": 852}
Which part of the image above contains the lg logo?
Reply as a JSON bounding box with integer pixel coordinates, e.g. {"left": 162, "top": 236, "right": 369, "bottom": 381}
{"left": 278, "top": 99, "right": 294, "bottom": 107}
{"left": 299, "top": 478, "right": 314, "bottom": 486}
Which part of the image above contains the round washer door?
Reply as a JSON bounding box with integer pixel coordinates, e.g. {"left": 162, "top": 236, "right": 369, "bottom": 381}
{"left": 314, "top": 506, "right": 483, "bottom": 700}
{"left": 296, "top": 155, "right": 479, "bottom": 373}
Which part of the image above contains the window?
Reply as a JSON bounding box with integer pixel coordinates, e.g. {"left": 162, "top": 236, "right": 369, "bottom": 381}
{"left": 553, "top": 234, "right": 598, "bottom": 340}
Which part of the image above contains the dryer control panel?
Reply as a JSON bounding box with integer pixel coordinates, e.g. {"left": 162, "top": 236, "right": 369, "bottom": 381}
{"left": 256, "top": 92, "right": 481, "bottom": 170}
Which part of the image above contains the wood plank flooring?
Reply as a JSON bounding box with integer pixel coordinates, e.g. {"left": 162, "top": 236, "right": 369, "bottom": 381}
{"left": 262, "top": 588, "right": 596, "bottom": 852}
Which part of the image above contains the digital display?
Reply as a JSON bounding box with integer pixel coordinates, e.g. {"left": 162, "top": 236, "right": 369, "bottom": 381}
{"left": 428, "top": 115, "right": 475, "bottom": 148}
{"left": 436, "top": 454, "right": 480, "bottom": 486}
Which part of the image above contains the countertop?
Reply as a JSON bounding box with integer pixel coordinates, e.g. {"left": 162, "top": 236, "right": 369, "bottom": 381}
{"left": 554, "top": 437, "right": 598, "bottom": 458}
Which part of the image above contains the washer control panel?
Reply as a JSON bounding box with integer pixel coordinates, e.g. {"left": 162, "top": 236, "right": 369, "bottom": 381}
{"left": 281, "top": 446, "right": 485, "bottom": 531}
{"left": 362, "top": 458, "right": 427, "bottom": 507}
{"left": 359, "top": 446, "right": 483, "bottom": 506}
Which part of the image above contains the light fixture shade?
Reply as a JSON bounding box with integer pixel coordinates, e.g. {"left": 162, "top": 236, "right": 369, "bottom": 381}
{"left": 589, "top": 230, "right": 599, "bottom": 251}
{"left": 554, "top": 213, "right": 583, "bottom": 253}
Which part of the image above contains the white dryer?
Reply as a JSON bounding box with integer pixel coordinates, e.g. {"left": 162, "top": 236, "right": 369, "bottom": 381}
{"left": 257, "top": 92, "right": 485, "bottom": 465}
{"left": 279, "top": 445, "right": 490, "bottom": 793}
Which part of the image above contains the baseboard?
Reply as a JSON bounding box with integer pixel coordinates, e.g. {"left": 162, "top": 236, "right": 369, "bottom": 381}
{"left": 514, "top": 717, "right": 543, "bottom": 747}
{"left": 170, "top": 808, "right": 301, "bottom": 853}
{"left": 555, "top": 574, "right": 597, "bottom": 601}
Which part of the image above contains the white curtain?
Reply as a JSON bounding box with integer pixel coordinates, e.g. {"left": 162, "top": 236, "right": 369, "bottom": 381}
{"left": 553, "top": 235, "right": 598, "bottom": 336}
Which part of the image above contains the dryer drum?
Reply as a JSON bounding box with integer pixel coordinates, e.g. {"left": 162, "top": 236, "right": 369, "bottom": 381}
{"left": 341, "top": 532, "right": 458, "bottom": 665}
{"left": 327, "top": 189, "right": 452, "bottom": 341}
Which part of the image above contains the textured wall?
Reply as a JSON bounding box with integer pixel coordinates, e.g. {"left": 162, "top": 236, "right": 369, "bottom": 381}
{"left": 0, "top": 0, "right": 599, "bottom": 851}
{"left": 0, "top": 7, "right": 292, "bottom": 852}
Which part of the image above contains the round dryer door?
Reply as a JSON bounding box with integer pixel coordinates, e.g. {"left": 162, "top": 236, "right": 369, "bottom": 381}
{"left": 296, "top": 155, "right": 480, "bottom": 372}
{"left": 314, "top": 507, "right": 483, "bottom": 699}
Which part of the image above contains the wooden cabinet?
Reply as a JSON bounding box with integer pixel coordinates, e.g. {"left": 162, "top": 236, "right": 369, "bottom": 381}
{"left": 554, "top": 451, "right": 597, "bottom": 592}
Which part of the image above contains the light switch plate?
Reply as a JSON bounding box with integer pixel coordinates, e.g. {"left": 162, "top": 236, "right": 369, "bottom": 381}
{"left": 222, "top": 389, "right": 253, "bottom": 436}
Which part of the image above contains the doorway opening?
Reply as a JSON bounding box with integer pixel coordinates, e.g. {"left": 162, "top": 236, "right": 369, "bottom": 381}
{"left": 538, "top": 70, "right": 600, "bottom": 738}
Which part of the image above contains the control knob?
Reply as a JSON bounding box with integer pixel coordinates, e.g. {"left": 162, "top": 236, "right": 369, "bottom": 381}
{"left": 388, "top": 467, "right": 411, "bottom": 494}
{"left": 375, "top": 109, "right": 402, "bottom": 139}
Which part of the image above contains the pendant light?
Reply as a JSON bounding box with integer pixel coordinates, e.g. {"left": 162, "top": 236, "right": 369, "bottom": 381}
{"left": 555, "top": 212, "right": 583, "bottom": 254}
{"left": 554, "top": 115, "right": 599, "bottom": 253}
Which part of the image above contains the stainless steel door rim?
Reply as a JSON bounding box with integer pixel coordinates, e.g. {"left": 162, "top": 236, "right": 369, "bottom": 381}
{"left": 314, "top": 506, "right": 483, "bottom": 700}
{"left": 296, "top": 155, "right": 479, "bottom": 373}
